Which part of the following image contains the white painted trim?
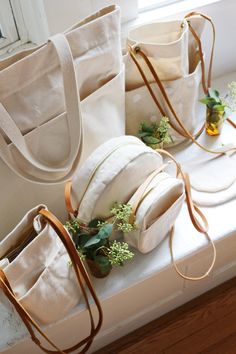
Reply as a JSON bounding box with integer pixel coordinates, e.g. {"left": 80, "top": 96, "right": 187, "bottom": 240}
{"left": 0, "top": 0, "right": 49, "bottom": 58}
{"left": 0, "top": 0, "right": 19, "bottom": 49}
{"left": 15, "top": 0, "right": 49, "bottom": 44}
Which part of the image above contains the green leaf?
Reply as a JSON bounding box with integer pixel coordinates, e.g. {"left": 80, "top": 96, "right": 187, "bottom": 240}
{"left": 88, "top": 218, "right": 101, "bottom": 228}
{"left": 142, "top": 136, "right": 160, "bottom": 145}
{"left": 208, "top": 88, "right": 220, "bottom": 101}
{"left": 138, "top": 132, "right": 151, "bottom": 138}
{"left": 199, "top": 97, "right": 216, "bottom": 105}
{"left": 141, "top": 123, "right": 154, "bottom": 133}
{"left": 84, "top": 235, "right": 101, "bottom": 248}
{"left": 78, "top": 234, "right": 92, "bottom": 248}
{"left": 212, "top": 104, "right": 225, "bottom": 111}
{"left": 97, "top": 223, "right": 113, "bottom": 240}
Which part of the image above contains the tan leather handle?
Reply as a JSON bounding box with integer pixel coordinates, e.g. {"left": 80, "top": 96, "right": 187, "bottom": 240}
{"left": 170, "top": 226, "right": 216, "bottom": 281}
{"left": 184, "top": 11, "right": 216, "bottom": 93}
{"left": 129, "top": 46, "right": 236, "bottom": 155}
{"left": 155, "top": 149, "right": 208, "bottom": 233}
{"left": 0, "top": 209, "right": 103, "bottom": 354}
{"left": 128, "top": 12, "right": 235, "bottom": 153}
{"left": 153, "top": 150, "right": 216, "bottom": 280}
{"left": 130, "top": 164, "right": 168, "bottom": 216}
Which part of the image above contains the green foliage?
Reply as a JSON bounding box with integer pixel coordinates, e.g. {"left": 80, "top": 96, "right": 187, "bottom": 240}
{"left": 108, "top": 241, "right": 134, "bottom": 266}
{"left": 138, "top": 117, "right": 173, "bottom": 148}
{"left": 199, "top": 88, "right": 224, "bottom": 110}
{"left": 110, "top": 202, "right": 136, "bottom": 233}
{"left": 200, "top": 83, "right": 236, "bottom": 117}
{"left": 83, "top": 223, "right": 113, "bottom": 248}
{"left": 65, "top": 202, "right": 136, "bottom": 272}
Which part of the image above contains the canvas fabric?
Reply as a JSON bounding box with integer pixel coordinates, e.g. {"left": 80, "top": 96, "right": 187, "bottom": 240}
{"left": 125, "top": 15, "right": 206, "bottom": 145}
{"left": 69, "top": 136, "right": 163, "bottom": 223}
{"left": 124, "top": 171, "right": 184, "bottom": 253}
{"left": 0, "top": 205, "right": 81, "bottom": 325}
{"left": 0, "top": 5, "right": 125, "bottom": 238}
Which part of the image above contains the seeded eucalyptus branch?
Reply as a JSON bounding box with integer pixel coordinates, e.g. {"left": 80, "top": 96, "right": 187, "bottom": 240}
{"left": 108, "top": 241, "right": 134, "bottom": 266}
{"left": 65, "top": 202, "right": 135, "bottom": 272}
{"left": 110, "top": 202, "right": 136, "bottom": 233}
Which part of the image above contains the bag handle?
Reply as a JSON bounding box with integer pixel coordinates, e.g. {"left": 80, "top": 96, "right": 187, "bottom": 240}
{"left": 129, "top": 163, "right": 168, "bottom": 217}
{"left": 184, "top": 12, "right": 215, "bottom": 94}
{"left": 0, "top": 209, "right": 103, "bottom": 353}
{"left": 169, "top": 226, "right": 216, "bottom": 281}
{"left": 155, "top": 149, "right": 216, "bottom": 280}
{"left": 128, "top": 45, "right": 205, "bottom": 141}
{"left": 128, "top": 45, "right": 236, "bottom": 155}
{"left": 128, "top": 149, "right": 215, "bottom": 280}
{"left": 0, "top": 33, "right": 83, "bottom": 183}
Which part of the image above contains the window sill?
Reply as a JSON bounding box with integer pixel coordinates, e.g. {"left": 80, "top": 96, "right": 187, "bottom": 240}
{"left": 122, "top": 0, "right": 235, "bottom": 79}
{"left": 136, "top": 0, "right": 223, "bottom": 24}
{"left": 122, "top": 0, "right": 224, "bottom": 36}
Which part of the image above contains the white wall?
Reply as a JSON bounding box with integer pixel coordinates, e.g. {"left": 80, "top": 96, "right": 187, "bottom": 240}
{"left": 42, "top": 0, "right": 236, "bottom": 79}
{"left": 43, "top": 0, "right": 138, "bottom": 34}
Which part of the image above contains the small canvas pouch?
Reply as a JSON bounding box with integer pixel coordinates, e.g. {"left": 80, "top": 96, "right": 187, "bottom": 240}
{"left": 124, "top": 170, "right": 185, "bottom": 253}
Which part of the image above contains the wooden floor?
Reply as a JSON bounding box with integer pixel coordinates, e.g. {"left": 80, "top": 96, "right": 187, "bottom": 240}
{"left": 94, "top": 277, "right": 236, "bottom": 354}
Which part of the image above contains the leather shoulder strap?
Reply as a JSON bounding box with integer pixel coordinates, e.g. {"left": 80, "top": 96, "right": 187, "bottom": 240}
{"left": 0, "top": 209, "right": 103, "bottom": 353}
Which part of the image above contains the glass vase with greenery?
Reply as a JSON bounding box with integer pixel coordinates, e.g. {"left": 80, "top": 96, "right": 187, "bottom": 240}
{"left": 200, "top": 83, "right": 236, "bottom": 136}
{"left": 65, "top": 203, "right": 135, "bottom": 278}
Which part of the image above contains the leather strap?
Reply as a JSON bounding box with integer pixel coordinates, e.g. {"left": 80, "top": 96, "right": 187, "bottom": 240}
{"left": 65, "top": 180, "right": 77, "bottom": 216}
{"left": 129, "top": 46, "right": 236, "bottom": 155}
{"left": 155, "top": 149, "right": 209, "bottom": 233}
{"left": 128, "top": 12, "right": 235, "bottom": 154}
{"left": 0, "top": 34, "right": 83, "bottom": 183}
{"left": 184, "top": 12, "right": 215, "bottom": 93}
{"left": 154, "top": 149, "right": 216, "bottom": 280}
{"left": 0, "top": 209, "right": 103, "bottom": 353}
{"left": 127, "top": 47, "right": 197, "bottom": 139}
{"left": 227, "top": 118, "right": 236, "bottom": 129}
{"left": 130, "top": 164, "right": 168, "bottom": 216}
{"left": 169, "top": 226, "right": 216, "bottom": 281}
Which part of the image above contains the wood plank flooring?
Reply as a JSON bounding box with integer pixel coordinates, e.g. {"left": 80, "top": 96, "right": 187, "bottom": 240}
{"left": 94, "top": 277, "right": 236, "bottom": 354}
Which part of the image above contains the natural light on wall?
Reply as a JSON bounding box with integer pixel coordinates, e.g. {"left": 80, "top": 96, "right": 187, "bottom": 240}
{"left": 139, "top": 0, "right": 182, "bottom": 11}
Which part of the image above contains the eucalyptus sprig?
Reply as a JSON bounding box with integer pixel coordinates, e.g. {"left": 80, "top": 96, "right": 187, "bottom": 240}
{"left": 108, "top": 241, "right": 134, "bottom": 266}
{"left": 65, "top": 202, "right": 135, "bottom": 272}
{"left": 138, "top": 117, "right": 173, "bottom": 148}
{"left": 110, "top": 202, "right": 136, "bottom": 233}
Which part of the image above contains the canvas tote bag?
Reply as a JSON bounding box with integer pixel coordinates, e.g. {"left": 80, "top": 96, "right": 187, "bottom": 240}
{"left": 0, "top": 206, "right": 103, "bottom": 353}
{"left": 64, "top": 139, "right": 217, "bottom": 281}
{"left": 124, "top": 169, "right": 185, "bottom": 253}
{"left": 125, "top": 12, "right": 214, "bottom": 146}
{"left": 64, "top": 136, "right": 163, "bottom": 222}
{"left": 0, "top": 5, "right": 125, "bottom": 239}
{"left": 124, "top": 150, "right": 216, "bottom": 281}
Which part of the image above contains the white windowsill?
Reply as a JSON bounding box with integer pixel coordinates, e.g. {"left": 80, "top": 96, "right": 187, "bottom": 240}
{"left": 136, "top": 0, "right": 223, "bottom": 24}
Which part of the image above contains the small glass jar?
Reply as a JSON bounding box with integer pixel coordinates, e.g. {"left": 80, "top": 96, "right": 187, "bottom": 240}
{"left": 205, "top": 107, "right": 225, "bottom": 136}
{"left": 86, "top": 258, "right": 112, "bottom": 278}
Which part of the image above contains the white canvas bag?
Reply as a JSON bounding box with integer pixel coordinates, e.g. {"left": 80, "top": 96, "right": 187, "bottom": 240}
{"left": 124, "top": 170, "right": 185, "bottom": 253}
{"left": 0, "top": 5, "right": 125, "bottom": 238}
{"left": 0, "top": 206, "right": 102, "bottom": 353}
{"left": 125, "top": 57, "right": 202, "bottom": 145}
{"left": 125, "top": 12, "right": 213, "bottom": 145}
{"left": 65, "top": 136, "right": 163, "bottom": 222}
